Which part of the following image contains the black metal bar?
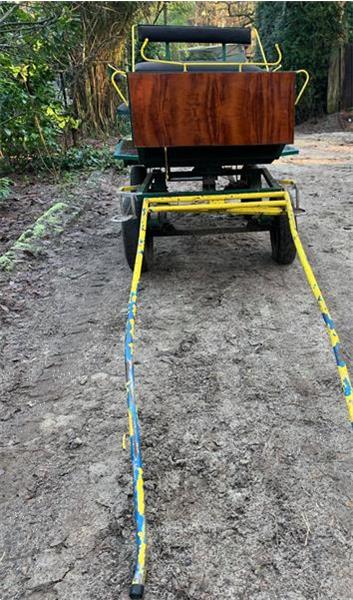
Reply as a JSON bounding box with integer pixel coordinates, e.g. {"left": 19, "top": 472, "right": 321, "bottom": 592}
{"left": 140, "top": 167, "right": 283, "bottom": 198}
{"left": 136, "top": 172, "right": 154, "bottom": 195}
{"left": 167, "top": 167, "right": 244, "bottom": 180}
{"left": 262, "top": 167, "right": 282, "bottom": 190}
{"left": 151, "top": 224, "right": 270, "bottom": 237}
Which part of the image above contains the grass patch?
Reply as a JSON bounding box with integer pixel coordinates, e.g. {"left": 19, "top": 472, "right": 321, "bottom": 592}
{"left": 0, "top": 201, "right": 69, "bottom": 272}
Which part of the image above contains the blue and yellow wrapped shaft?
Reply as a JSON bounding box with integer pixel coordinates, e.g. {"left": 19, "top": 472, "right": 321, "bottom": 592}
{"left": 124, "top": 205, "right": 149, "bottom": 599}
{"left": 284, "top": 192, "right": 353, "bottom": 424}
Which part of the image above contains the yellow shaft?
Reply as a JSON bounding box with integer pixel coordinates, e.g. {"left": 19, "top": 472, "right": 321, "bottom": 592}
{"left": 284, "top": 192, "right": 353, "bottom": 424}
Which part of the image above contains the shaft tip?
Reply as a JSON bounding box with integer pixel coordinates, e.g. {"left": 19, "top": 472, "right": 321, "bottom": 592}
{"left": 130, "top": 584, "right": 144, "bottom": 599}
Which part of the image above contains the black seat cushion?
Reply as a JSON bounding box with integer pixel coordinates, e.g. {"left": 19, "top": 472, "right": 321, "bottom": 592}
{"left": 135, "top": 62, "right": 262, "bottom": 73}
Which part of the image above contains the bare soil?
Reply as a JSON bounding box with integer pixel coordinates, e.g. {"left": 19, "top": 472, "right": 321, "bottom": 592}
{"left": 0, "top": 175, "right": 60, "bottom": 255}
{"left": 1, "top": 131, "right": 353, "bottom": 600}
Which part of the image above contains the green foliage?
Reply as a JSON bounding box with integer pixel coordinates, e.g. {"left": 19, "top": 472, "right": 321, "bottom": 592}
{"left": 156, "top": 2, "right": 195, "bottom": 26}
{"left": 346, "top": 2, "right": 353, "bottom": 42}
{"left": 0, "top": 3, "right": 80, "bottom": 165}
{"left": 255, "top": 1, "right": 347, "bottom": 121}
{"left": 129, "top": 2, "right": 197, "bottom": 67}
{"left": 0, "top": 1, "right": 167, "bottom": 170}
{"left": 53, "top": 145, "right": 117, "bottom": 171}
{"left": 0, "top": 177, "right": 13, "bottom": 200}
{"left": 11, "top": 145, "right": 119, "bottom": 173}
{"left": 116, "top": 114, "right": 132, "bottom": 138}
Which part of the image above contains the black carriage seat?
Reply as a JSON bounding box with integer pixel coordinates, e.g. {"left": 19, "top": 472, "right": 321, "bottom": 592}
{"left": 135, "top": 24, "right": 260, "bottom": 73}
{"left": 134, "top": 62, "right": 262, "bottom": 73}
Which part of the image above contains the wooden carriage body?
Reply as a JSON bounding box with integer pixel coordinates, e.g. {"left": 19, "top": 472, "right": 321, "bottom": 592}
{"left": 128, "top": 71, "right": 295, "bottom": 149}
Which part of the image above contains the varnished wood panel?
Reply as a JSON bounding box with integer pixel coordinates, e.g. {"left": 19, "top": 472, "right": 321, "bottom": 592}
{"left": 128, "top": 72, "right": 295, "bottom": 148}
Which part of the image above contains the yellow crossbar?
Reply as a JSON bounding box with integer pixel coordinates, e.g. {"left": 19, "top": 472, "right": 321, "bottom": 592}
{"left": 150, "top": 204, "right": 283, "bottom": 215}
{"left": 148, "top": 192, "right": 287, "bottom": 204}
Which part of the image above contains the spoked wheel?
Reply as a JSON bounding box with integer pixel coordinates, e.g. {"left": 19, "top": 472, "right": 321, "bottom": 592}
{"left": 270, "top": 213, "right": 296, "bottom": 265}
{"left": 122, "top": 165, "right": 153, "bottom": 272}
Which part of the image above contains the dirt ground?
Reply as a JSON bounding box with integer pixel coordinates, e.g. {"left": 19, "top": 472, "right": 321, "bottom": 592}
{"left": 1, "top": 131, "right": 353, "bottom": 600}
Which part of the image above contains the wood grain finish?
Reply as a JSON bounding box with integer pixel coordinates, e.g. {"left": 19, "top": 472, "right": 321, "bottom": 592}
{"left": 128, "top": 72, "right": 295, "bottom": 148}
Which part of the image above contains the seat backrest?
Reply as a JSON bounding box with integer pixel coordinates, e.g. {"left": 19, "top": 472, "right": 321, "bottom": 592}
{"left": 137, "top": 24, "right": 251, "bottom": 46}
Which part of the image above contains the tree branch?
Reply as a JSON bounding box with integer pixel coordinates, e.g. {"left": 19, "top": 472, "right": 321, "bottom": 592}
{"left": 0, "top": 4, "right": 16, "bottom": 26}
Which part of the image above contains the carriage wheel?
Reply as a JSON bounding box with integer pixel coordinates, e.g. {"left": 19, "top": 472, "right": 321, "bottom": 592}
{"left": 270, "top": 214, "right": 296, "bottom": 265}
{"left": 121, "top": 166, "right": 153, "bottom": 272}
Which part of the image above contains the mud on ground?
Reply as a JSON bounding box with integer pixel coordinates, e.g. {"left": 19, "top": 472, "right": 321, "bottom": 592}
{"left": 1, "top": 132, "right": 353, "bottom": 600}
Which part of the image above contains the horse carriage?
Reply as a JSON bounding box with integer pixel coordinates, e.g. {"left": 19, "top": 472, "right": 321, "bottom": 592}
{"left": 109, "top": 24, "right": 352, "bottom": 599}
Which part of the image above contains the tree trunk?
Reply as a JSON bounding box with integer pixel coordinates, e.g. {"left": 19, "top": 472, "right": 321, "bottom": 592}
{"left": 70, "top": 2, "right": 141, "bottom": 136}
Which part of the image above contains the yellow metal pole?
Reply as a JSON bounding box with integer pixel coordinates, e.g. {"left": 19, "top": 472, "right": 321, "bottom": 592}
{"left": 295, "top": 70, "right": 310, "bottom": 105}
{"left": 131, "top": 24, "right": 137, "bottom": 72}
{"left": 150, "top": 204, "right": 283, "bottom": 215}
{"left": 125, "top": 200, "right": 149, "bottom": 598}
{"left": 253, "top": 27, "right": 269, "bottom": 72}
{"left": 109, "top": 68, "right": 128, "bottom": 106}
{"left": 284, "top": 192, "right": 353, "bottom": 425}
{"left": 148, "top": 192, "right": 287, "bottom": 205}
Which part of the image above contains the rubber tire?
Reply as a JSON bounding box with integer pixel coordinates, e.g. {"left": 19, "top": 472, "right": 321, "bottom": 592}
{"left": 130, "top": 165, "right": 147, "bottom": 187}
{"left": 122, "top": 166, "right": 153, "bottom": 272}
{"left": 270, "top": 214, "right": 296, "bottom": 265}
